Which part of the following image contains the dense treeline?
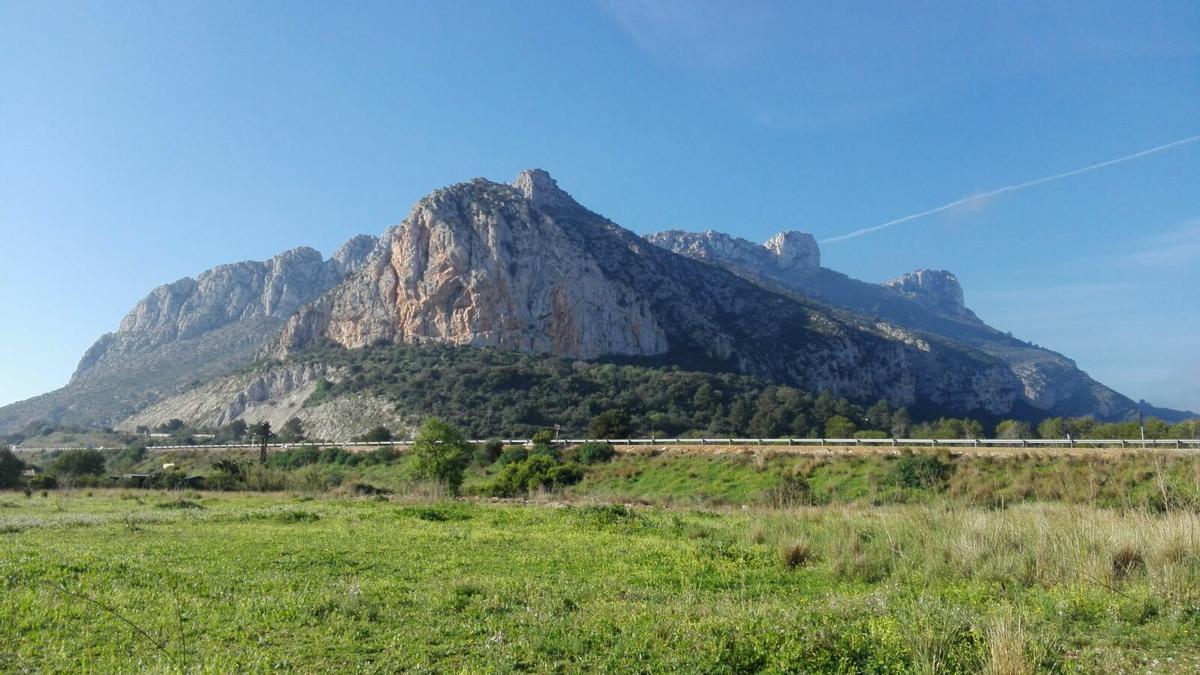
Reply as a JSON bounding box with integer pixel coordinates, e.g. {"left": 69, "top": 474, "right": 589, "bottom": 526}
{"left": 294, "top": 343, "right": 1200, "bottom": 440}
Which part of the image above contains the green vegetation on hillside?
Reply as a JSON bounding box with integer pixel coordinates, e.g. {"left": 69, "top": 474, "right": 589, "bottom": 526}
{"left": 278, "top": 343, "right": 1197, "bottom": 441}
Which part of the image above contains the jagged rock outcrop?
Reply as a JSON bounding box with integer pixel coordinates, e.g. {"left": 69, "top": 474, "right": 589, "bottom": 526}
{"left": 648, "top": 229, "right": 1139, "bottom": 419}
{"left": 0, "top": 236, "right": 377, "bottom": 433}
{"left": 278, "top": 170, "right": 1028, "bottom": 416}
{"left": 883, "top": 269, "right": 974, "bottom": 319}
{"left": 647, "top": 230, "right": 820, "bottom": 283}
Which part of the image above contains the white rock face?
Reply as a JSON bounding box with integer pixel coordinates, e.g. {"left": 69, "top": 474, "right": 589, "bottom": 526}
{"left": 118, "top": 363, "right": 406, "bottom": 441}
{"left": 280, "top": 172, "right": 668, "bottom": 359}
{"left": 647, "top": 229, "right": 820, "bottom": 278}
{"left": 882, "top": 269, "right": 972, "bottom": 318}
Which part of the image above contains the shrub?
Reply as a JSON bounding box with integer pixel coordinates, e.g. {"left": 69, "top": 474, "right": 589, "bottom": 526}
{"left": 109, "top": 446, "right": 147, "bottom": 471}
{"left": 779, "top": 538, "right": 816, "bottom": 568}
{"left": 0, "top": 448, "right": 24, "bottom": 488}
{"left": 588, "top": 410, "right": 632, "bottom": 439}
{"left": 50, "top": 449, "right": 106, "bottom": 477}
{"left": 359, "top": 446, "right": 399, "bottom": 465}
{"left": 892, "top": 452, "right": 949, "bottom": 490}
{"left": 476, "top": 439, "right": 504, "bottom": 465}
{"left": 358, "top": 426, "right": 393, "bottom": 443}
{"left": 1111, "top": 546, "right": 1146, "bottom": 581}
{"left": 488, "top": 455, "right": 585, "bottom": 497}
{"left": 496, "top": 446, "right": 529, "bottom": 466}
{"left": 572, "top": 442, "right": 615, "bottom": 464}
{"left": 319, "top": 447, "right": 358, "bottom": 465}
{"left": 348, "top": 482, "right": 392, "bottom": 496}
{"left": 267, "top": 446, "right": 321, "bottom": 470}
{"left": 28, "top": 474, "right": 58, "bottom": 490}
{"left": 767, "top": 472, "right": 813, "bottom": 507}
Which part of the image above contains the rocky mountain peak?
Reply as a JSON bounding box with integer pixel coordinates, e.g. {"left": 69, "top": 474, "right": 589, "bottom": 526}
{"left": 330, "top": 234, "right": 379, "bottom": 276}
{"left": 645, "top": 229, "right": 821, "bottom": 278}
{"left": 279, "top": 173, "right": 668, "bottom": 359}
{"left": 882, "top": 269, "right": 973, "bottom": 318}
{"left": 763, "top": 231, "right": 821, "bottom": 270}
{"left": 511, "top": 168, "right": 574, "bottom": 210}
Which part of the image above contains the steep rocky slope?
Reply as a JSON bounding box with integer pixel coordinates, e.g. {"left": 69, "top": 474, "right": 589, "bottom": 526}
{"left": 646, "top": 230, "right": 1141, "bottom": 419}
{"left": 275, "top": 170, "right": 1027, "bottom": 417}
{"left": 0, "top": 236, "right": 376, "bottom": 433}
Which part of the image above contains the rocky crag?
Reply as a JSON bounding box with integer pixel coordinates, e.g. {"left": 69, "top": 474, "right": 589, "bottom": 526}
{"left": 0, "top": 236, "right": 376, "bottom": 433}
{"left": 646, "top": 229, "right": 1139, "bottom": 419}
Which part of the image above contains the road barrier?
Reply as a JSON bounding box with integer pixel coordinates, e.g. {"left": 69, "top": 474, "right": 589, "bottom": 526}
{"left": 11, "top": 437, "right": 1200, "bottom": 453}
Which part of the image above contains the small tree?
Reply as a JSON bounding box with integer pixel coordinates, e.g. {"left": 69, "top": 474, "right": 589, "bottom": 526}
{"left": 0, "top": 447, "right": 24, "bottom": 488}
{"left": 278, "top": 417, "right": 305, "bottom": 443}
{"left": 889, "top": 407, "right": 911, "bottom": 438}
{"left": 410, "top": 417, "right": 471, "bottom": 496}
{"left": 588, "top": 409, "right": 632, "bottom": 439}
{"left": 824, "top": 415, "right": 856, "bottom": 438}
{"left": 995, "top": 419, "right": 1032, "bottom": 439}
{"left": 251, "top": 421, "right": 272, "bottom": 465}
{"left": 359, "top": 426, "right": 392, "bottom": 443}
{"left": 227, "top": 419, "right": 248, "bottom": 441}
{"left": 50, "top": 449, "right": 106, "bottom": 477}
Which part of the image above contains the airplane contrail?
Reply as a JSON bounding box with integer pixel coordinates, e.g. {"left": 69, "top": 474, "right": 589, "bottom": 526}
{"left": 821, "top": 134, "right": 1200, "bottom": 244}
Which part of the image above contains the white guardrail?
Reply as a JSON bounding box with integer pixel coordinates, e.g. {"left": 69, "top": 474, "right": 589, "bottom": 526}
{"left": 10, "top": 438, "right": 1200, "bottom": 453}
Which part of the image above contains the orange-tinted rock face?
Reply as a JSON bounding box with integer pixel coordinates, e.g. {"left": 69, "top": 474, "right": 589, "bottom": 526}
{"left": 281, "top": 173, "right": 668, "bottom": 359}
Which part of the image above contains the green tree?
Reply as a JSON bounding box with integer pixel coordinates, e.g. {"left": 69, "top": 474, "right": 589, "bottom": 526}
{"left": 278, "top": 417, "right": 305, "bottom": 443}
{"left": 588, "top": 409, "right": 632, "bottom": 439}
{"left": 1038, "top": 417, "right": 1066, "bottom": 439}
{"left": 359, "top": 426, "right": 392, "bottom": 443}
{"left": 410, "top": 417, "right": 472, "bottom": 496}
{"left": 51, "top": 449, "right": 106, "bottom": 477}
{"left": 824, "top": 415, "right": 856, "bottom": 438}
{"left": 0, "top": 447, "right": 24, "bottom": 488}
{"left": 889, "top": 408, "right": 911, "bottom": 437}
{"left": 251, "top": 421, "right": 273, "bottom": 465}
{"left": 1172, "top": 420, "right": 1200, "bottom": 439}
{"left": 227, "top": 419, "right": 248, "bottom": 441}
{"left": 995, "top": 419, "right": 1032, "bottom": 439}
{"left": 864, "top": 400, "right": 892, "bottom": 432}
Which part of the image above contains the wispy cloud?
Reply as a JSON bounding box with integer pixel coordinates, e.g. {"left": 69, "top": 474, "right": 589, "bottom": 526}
{"left": 822, "top": 135, "right": 1200, "bottom": 243}
{"left": 1121, "top": 220, "right": 1200, "bottom": 267}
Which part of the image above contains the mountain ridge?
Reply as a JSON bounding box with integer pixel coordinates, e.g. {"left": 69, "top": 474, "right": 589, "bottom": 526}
{"left": 2, "top": 170, "right": 1193, "bottom": 435}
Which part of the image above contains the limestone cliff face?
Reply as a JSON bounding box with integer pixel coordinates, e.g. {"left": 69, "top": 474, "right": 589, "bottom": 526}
{"left": 79, "top": 239, "right": 376, "bottom": 379}
{"left": 0, "top": 236, "right": 376, "bottom": 433}
{"left": 280, "top": 172, "right": 667, "bottom": 359}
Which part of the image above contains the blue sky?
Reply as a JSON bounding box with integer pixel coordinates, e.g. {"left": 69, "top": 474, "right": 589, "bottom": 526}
{"left": 1, "top": 1, "right": 1197, "bottom": 411}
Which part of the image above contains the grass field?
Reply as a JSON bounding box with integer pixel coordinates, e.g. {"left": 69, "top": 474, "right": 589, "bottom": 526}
{"left": 3, "top": 490, "right": 1199, "bottom": 673}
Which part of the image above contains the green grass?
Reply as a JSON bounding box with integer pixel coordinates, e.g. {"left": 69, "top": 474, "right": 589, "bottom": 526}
{"left": 3, "top": 491, "right": 1200, "bottom": 672}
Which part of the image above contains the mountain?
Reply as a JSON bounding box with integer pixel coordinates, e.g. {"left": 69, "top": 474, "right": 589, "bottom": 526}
{"left": 645, "top": 229, "right": 1185, "bottom": 421}
{"left": 271, "top": 170, "right": 1030, "bottom": 420}
{"left": 0, "top": 236, "right": 376, "bottom": 434}
{"left": 5, "top": 169, "right": 1192, "bottom": 438}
